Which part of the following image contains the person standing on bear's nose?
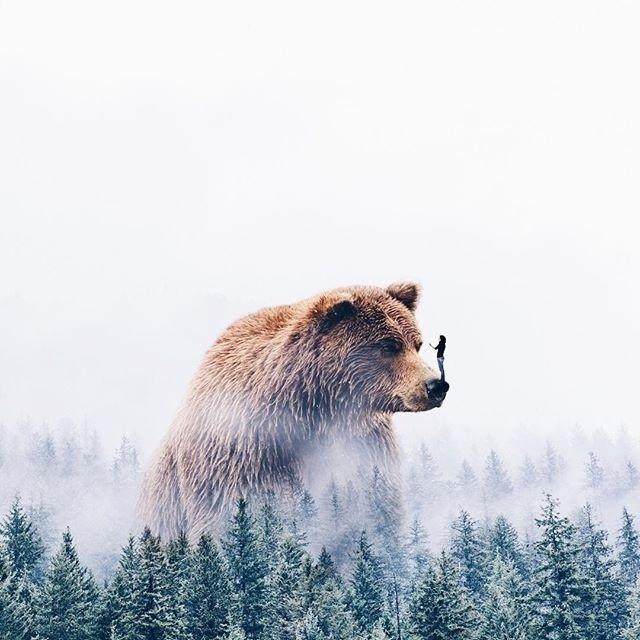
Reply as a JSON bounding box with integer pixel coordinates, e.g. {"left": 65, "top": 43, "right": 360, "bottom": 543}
{"left": 429, "top": 335, "right": 446, "bottom": 381}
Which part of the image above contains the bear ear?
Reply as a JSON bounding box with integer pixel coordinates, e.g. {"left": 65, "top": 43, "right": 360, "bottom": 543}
{"left": 386, "top": 282, "right": 421, "bottom": 312}
{"left": 316, "top": 298, "right": 357, "bottom": 334}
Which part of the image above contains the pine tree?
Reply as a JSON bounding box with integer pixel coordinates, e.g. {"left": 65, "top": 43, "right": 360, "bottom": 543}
{"left": 302, "top": 547, "right": 355, "bottom": 640}
{"left": 450, "top": 510, "right": 487, "bottom": 599}
{"left": 0, "top": 574, "right": 36, "bottom": 640}
{"left": 489, "top": 515, "right": 525, "bottom": 576}
{"left": 0, "top": 496, "right": 45, "bottom": 582}
{"left": 532, "top": 495, "right": 589, "bottom": 640}
{"left": 406, "top": 517, "right": 431, "bottom": 580}
{"left": 626, "top": 462, "right": 639, "bottom": 490}
{"left": 98, "top": 536, "right": 139, "bottom": 640}
{"left": 455, "top": 460, "right": 478, "bottom": 493}
{"left": 367, "top": 467, "right": 403, "bottom": 576}
{"left": 294, "top": 611, "right": 326, "bottom": 640}
{"left": 349, "top": 531, "right": 386, "bottom": 634}
{"left": 576, "top": 504, "right": 627, "bottom": 640}
{"left": 186, "top": 533, "right": 232, "bottom": 640}
{"left": 541, "top": 442, "right": 560, "bottom": 486}
{"left": 35, "top": 529, "right": 99, "bottom": 640}
{"left": 165, "top": 531, "right": 192, "bottom": 639}
{"left": 622, "top": 578, "right": 640, "bottom": 640}
{"left": 519, "top": 455, "right": 539, "bottom": 488}
{"left": 418, "top": 444, "right": 442, "bottom": 503}
{"left": 298, "top": 490, "right": 319, "bottom": 538}
{"left": 481, "top": 553, "right": 532, "bottom": 640}
{"left": 225, "top": 498, "right": 270, "bottom": 640}
{"left": 483, "top": 450, "right": 513, "bottom": 500}
{"left": 584, "top": 453, "right": 605, "bottom": 491}
{"left": 112, "top": 435, "right": 140, "bottom": 486}
{"left": 408, "top": 551, "right": 477, "bottom": 640}
{"left": 274, "top": 536, "right": 307, "bottom": 640}
{"left": 114, "top": 528, "right": 190, "bottom": 640}
{"left": 618, "top": 508, "right": 640, "bottom": 588}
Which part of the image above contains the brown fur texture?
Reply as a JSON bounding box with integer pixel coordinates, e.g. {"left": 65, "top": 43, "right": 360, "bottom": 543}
{"left": 138, "top": 283, "right": 447, "bottom": 539}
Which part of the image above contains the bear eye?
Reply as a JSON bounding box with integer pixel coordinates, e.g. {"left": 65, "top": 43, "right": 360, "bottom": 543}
{"left": 379, "top": 339, "right": 403, "bottom": 356}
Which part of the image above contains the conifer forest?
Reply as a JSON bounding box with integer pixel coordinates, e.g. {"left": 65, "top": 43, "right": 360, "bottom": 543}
{"left": 1, "top": 420, "right": 640, "bottom": 640}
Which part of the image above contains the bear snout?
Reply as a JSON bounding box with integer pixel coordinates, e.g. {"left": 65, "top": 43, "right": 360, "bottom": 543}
{"left": 426, "top": 378, "right": 449, "bottom": 405}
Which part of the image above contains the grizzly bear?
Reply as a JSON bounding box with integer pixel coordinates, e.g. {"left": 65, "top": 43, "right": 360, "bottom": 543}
{"left": 138, "top": 283, "right": 449, "bottom": 540}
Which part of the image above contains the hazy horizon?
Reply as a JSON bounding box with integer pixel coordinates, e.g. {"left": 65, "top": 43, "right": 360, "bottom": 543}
{"left": 1, "top": 0, "right": 639, "bottom": 454}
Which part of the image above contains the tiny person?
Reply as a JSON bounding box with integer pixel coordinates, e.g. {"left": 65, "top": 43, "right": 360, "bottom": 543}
{"left": 429, "top": 335, "right": 446, "bottom": 381}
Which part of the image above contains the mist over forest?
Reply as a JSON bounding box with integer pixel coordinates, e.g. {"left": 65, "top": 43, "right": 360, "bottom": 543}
{"left": 1, "top": 415, "right": 637, "bottom": 579}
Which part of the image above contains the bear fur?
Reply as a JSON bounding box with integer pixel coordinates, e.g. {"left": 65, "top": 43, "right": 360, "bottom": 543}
{"left": 138, "top": 283, "right": 447, "bottom": 539}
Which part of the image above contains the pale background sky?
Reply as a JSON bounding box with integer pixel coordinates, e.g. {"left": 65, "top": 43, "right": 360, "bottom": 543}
{"left": 1, "top": 1, "right": 638, "bottom": 455}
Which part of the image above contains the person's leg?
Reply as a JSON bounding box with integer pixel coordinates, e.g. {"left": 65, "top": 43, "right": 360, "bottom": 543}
{"left": 438, "top": 357, "right": 445, "bottom": 381}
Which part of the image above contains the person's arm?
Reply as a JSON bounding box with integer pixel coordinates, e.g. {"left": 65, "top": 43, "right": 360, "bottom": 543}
{"left": 429, "top": 343, "right": 436, "bottom": 349}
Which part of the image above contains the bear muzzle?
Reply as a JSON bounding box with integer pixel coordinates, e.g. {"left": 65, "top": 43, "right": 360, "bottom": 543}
{"left": 426, "top": 378, "right": 449, "bottom": 407}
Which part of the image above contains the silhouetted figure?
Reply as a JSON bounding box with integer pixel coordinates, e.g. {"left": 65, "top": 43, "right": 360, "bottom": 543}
{"left": 429, "top": 335, "right": 446, "bottom": 381}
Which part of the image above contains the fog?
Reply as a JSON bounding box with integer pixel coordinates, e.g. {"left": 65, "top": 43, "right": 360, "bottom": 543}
{"left": 1, "top": 0, "right": 639, "bottom": 459}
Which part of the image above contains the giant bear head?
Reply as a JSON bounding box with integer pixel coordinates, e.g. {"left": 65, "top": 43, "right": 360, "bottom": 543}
{"left": 302, "top": 282, "right": 449, "bottom": 415}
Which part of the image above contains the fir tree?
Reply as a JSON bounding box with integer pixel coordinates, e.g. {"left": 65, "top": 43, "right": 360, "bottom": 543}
{"left": 455, "top": 460, "right": 478, "bottom": 493}
{"left": 98, "top": 536, "right": 139, "bottom": 640}
{"left": 519, "top": 455, "right": 539, "bottom": 488}
{"left": 0, "top": 496, "right": 45, "bottom": 582}
{"left": 450, "top": 510, "right": 487, "bottom": 599}
{"left": 274, "top": 536, "right": 307, "bottom": 640}
{"left": 408, "top": 551, "right": 477, "bottom": 640}
{"left": 225, "top": 498, "right": 270, "bottom": 640}
{"left": 406, "top": 517, "right": 431, "bottom": 580}
{"left": 532, "top": 495, "right": 589, "bottom": 640}
{"left": 0, "top": 574, "right": 36, "bottom": 640}
{"left": 625, "top": 462, "right": 639, "bottom": 491}
{"left": 118, "top": 528, "right": 189, "bottom": 640}
{"left": 349, "top": 531, "right": 386, "bottom": 634}
{"left": 541, "top": 442, "right": 560, "bottom": 486}
{"left": 483, "top": 450, "right": 513, "bottom": 500}
{"left": 418, "top": 444, "right": 442, "bottom": 503}
{"left": 187, "top": 533, "right": 232, "bottom": 640}
{"left": 489, "top": 515, "right": 525, "bottom": 576}
{"left": 298, "top": 490, "right": 319, "bottom": 537}
{"left": 481, "top": 553, "right": 532, "bottom": 640}
{"left": 35, "top": 529, "right": 98, "bottom": 640}
{"left": 622, "top": 578, "right": 640, "bottom": 640}
{"left": 367, "top": 467, "right": 403, "bottom": 575}
{"left": 618, "top": 508, "right": 640, "bottom": 588}
{"left": 112, "top": 435, "right": 139, "bottom": 486}
{"left": 576, "top": 504, "right": 627, "bottom": 640}
{"left": 584, "top": 453, "right": 605, "bottom": 491}
{"left": 302, "top": 547, "right": 355, "bottom": 640}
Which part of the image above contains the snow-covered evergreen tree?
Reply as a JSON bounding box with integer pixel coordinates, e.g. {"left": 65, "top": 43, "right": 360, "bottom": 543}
{"left": 618, "top": 508, "right": 640, "bottom": 588}
{"left": 406, "top": 517, "right": 431, "bottom": 580}
{"left": 532, "top": 495, "right": 589, "bottom": 640}
{"left": 576, "top": 504, "right": 627, "bottom": 640}
{"left": 481, "top": 553, "right": 532, "bottom": 640}
{"left": 408, "top": 551, "right": 477, "bottom": 640}
{"left": 489, "top": 515, "right": 525, "bottom": 576}
{"left": 450, "top": 510, "right": 487, "bottom": 599}
{"left": 0, "top": 496, "right": 45, "bottom": 582}
{"left": 622, "top": 578, "right": 640, "bottom": 640}
{"left": 302, "top": 547, "right": 355, "bottom": 640}
{"left": 186, "top": 533, "right": 232, "bottom": 640}
{"left": 348, "top": 531, "right": 387, "bottom": 634}
{"left": 483, "top": 450, "right": 513, "bottom": 500}
{"left": 35, "top": 529, "right": 98, "bottom": 640}
{"left": 225, "top": 498, "right": 270, "bottom": 640}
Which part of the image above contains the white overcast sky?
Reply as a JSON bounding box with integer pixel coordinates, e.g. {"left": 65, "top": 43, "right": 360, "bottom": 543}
{"left": 1, "top": 1, "right": 638, "bottom": 452}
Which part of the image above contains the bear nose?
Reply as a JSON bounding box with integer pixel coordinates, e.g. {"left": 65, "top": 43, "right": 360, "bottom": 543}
{"left": 426, "top": 379, "right": 450, "bottom": 400}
